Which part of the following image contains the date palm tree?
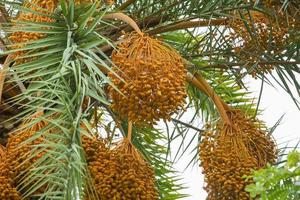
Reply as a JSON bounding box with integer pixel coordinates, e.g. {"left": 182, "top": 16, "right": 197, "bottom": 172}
{"left": 0, "top": 0, "right": 299, "bottom": 199}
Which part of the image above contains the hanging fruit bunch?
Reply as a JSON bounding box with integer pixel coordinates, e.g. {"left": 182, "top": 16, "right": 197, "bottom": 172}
{"left": 262, "top": 0, "right": 300, "bottom": 32}
{"left": 108, "top": 32, "right": 187, "bottom": 126}
{"left": 0, "top": 145, "right": 22, "bottom": 200}
{"left": 0, "top": 0, "right": 60, "bottom": 105}
{"left": 84, "top": 123, "right": 159, "bottom": 199}
{"left": 1, "top": 111, "right": 49, "bottom": 195}
{"left": 2, "top": 114, "right": 158, "bottom": 199}
{"left": 9, "top": 0, "right": 58, "bottom": 63}
{"left": 0, "top": 164, "right": 22, "bottom": 200}
{"left": 227, "top": 10, "right": 292, "bottom": 77}
{"left": 9, "top": 0, "right": 100, "bottom": 62}
{"left": 1, "top": 114, "right": 81, "bottom": 198}
{"left": 186, "top": 73, "right": 277, "bottom": 200}
{"left": 0, "top": 0, "right": 289, "bottom": 199}
{"left": 199, "top": 109, "right": 277, "bottom": 200}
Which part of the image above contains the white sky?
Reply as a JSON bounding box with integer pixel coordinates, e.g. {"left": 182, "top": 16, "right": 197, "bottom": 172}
{"left": 169, "top": 75, "right": 300, "bottom": 199}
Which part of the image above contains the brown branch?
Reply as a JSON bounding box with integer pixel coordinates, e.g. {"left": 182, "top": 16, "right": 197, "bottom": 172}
{"left": 137, "top": 15, "right": 170, "bottom": 30}
{"left": 148, "top": 19, "right": 228, "bottom": 35}
{"left": 186, "top": 72, "right": 231, "bottom": 124}
{"left": 102, "top": 18, "right": 226, "bottom": 51}
{"left": 0, "top": 38, "right": 7, "bottom": 52}
{"left": 0, "top": 7, "right": 9, "bottom": 24}
{"left": 0, "top": 99, "right": 20, "bottom": 114}
{"left": 103, "top": 13, "right": 142, "bottom": 35}
{"left": 193, "top": 72, "right": 230, "bottom": 110}
{"left": 127, "top": 121, "right": 132, "bottom": 142}
{"left": 200, "top": 61, "right": 300, "bottom": 69}
{"left": 105, "top": 15, "right": 169, "bottom": 37}
{"left": 101, "top": 15, "right": 170, "bottom": 53}
{"left": 0, "top": 54, "right": 13, "bottom": 104}
{"left": 118, "top": 0, "right": 136, "bottom": 10}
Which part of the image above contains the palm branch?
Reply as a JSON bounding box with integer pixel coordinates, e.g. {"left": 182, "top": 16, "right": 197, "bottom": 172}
{"left": 0, "top": 0, "right": 299, "bottom": 199}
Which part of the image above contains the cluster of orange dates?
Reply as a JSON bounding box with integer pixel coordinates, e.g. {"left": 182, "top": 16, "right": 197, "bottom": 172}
{"left": 83, "top": 137, "right": 158, "bottom": 200}
{"left": 199, "top": 109, "right": 277, "bottom": 200}
{"left": 9, "top": 0, "right": 58, "bottom": 63}
{"left": 9, "top": 0, "right": 114, "bottom": 63}
{"left": 0, "top": 167, "right": 21, "bottom": 200}
{"left": 0, "top": 113, "right": 158, "bottom": 199}
{"left": 1, "top": 0, "right": 286, "bottom": 199}
{"left": 2, "top": 0, "right": 160, "bottom": 199}
{"left": 228, "top": 5, "right": 298, "bottom": 77}
{"left": 0, "top": 146, "right": 21, "bottom": 200}
{"left": 0, "top": 112, "right": 48, "bottom": 199}
{"left": 5, "top": 113, "right": 48, "bottom": 183}
{"left": 108, "top": 33, "right": 187, "bottom": 126}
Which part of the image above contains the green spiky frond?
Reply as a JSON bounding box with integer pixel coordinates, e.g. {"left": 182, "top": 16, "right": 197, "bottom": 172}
{"left": 1, "top": 1, "right": 114, "bottom": 199}
{"left": 0, "top": 0, "right": 299, "bottom": 199}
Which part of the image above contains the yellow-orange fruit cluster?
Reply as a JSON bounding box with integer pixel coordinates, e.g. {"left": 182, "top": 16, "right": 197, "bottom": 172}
{"left": 3, "top": 119, "right": 158, "bottom": 199}
{"left": 0, "top": 112, "right": 50, "bottom": 199}
{"left": 199, "top": 109, "right": 277, "bottom": 200}
{"left": 228, "top": 10, "right": 295, "bottom": 77}
{"left": 9, "top": 0, "right": 110, "bottom": 64}
{"left": 1, "top": 116, "right": 90, "bottom": 198}
{"left": 4, "top": 112, "right": 48, "bottom": 194}
{"left": 0, "top": 146, "right": 22, "bottom": 200}
{"left": 5, "top": 130, "right": 46, "bottom": 182}
{"left": 9, "top": 0, "right": 59, "bottom": 63}
{"left": 263, "top": 0, "right": 300, "bottom": 20}
{"left": 109, "top": 33, "right": 187, "bottom": 126}
{"left": 83, "top": 138, "right": 159, "bottom": 200}
{"left": 81, "top": 134, "right": 106, "bottom": 163}
{"left": 0, "top": 164, "right": 22, "bottom": 200}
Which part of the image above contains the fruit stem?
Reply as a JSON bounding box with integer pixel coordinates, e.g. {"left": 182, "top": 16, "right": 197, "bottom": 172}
{"left": 103, "top": 13, "right": 143, "bottom": 35}
{"left": 194, "top": 72, "right": 230, "bottom": 110}
{"left": 127, "top": 120, "right": 133, "bottom": 142}
{"left": 0, "top": 54, "right": 13, "bottom": 103}
{"left": 186, "top": 72, "right": 231, "bottom": 124}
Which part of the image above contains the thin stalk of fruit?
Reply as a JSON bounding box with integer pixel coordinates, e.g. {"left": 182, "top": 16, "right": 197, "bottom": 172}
{"left": 186, "top": 72, "right": 231, "bottom": 124}
{"left": 103, "top": 12, "right": 143, "bottom": 35}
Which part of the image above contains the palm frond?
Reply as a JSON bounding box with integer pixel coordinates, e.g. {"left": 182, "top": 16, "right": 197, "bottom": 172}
{"left": 128, "top": 123, "right": 189, "bottom": 200}
{"left": 1, "top": 1, "right": 115, "bottom": 198}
